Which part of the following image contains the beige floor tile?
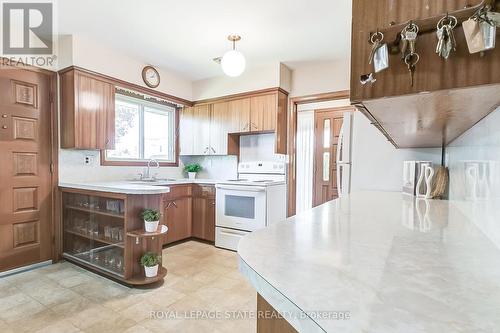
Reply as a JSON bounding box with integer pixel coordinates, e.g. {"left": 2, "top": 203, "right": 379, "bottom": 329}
{"left": 0, "top": 292, "right": 33, "bottom": 312}
{"left": 121, "top": 324, "right": 155, "bottom": 333}
{"left": 118, "top": 300, "right": 160, "bottom": 323}
{"left": 3, "top": 240, "right": 256, "bottom": 333}
{"left": 33, "top": 319, "right": 81, "bottom": 333}
{"left": 83, "top": 313, "right": 137, "bottom": 333}
{"left": 0, "top": 298, "right": 46, "bottom": 323}
{"left": 66, "top": 304, "right": 118, "bottom": 330}
{"left": 50, "top": 296, "right": 93, "bottom": 317}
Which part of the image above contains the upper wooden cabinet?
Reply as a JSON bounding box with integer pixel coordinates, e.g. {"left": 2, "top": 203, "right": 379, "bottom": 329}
{"left": 250, "top": 94, "right": 277, "bottom": 132}
{"left": 351, "top": 0, "right": 500, "bottom": 148}
{"left": 60, "top": 68, "right": 115, "bottom": 150}
{"left": 180, "top": 89, "right": 288, "bottom": 155}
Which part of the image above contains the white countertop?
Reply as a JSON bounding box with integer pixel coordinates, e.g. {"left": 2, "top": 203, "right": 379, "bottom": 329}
{"left": 59, "top": 179, "right": 221, "bottom": 195}
{"left": 238, "top": 191, "right": 500, "bottom": 333}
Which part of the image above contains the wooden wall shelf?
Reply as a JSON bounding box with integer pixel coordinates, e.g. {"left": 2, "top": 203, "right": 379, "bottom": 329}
{"left": 351, "top": 0, "right": 500, "bottom": 148}
{"left": 370, "top": 0, "right": 491, "bottom": 45}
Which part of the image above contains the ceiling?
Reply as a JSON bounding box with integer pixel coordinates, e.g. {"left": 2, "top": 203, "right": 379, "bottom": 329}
{"left": 58, "top": 0, "right": 352, "bottom": 81}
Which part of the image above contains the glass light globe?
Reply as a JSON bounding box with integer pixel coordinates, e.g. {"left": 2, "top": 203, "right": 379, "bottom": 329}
{"left": 221, "top": 50, "right": 246, "bottom": 77}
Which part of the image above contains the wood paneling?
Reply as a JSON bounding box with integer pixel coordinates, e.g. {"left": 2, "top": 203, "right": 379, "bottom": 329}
{"left": 13, "top": 221, "right": 39, "bottom": 248}
{"left": 360, "top": 84, "right": 500, "bottom": 148}
{"left": 13, "top": 153, "right": 38, "bottom": 176}
{"left": 257, "top": 294, "right": 298, "bottom": 333}
{"left": 13, "top": 117, "right": 37, "bottom": 140}
{"left": 350, "top": 0, "right": 500, "bottom": 148}
{"left": 0, "top": 65, "right": 54, "bottom": 272}
{"left": 60, "top": 68, "right": 115, "bottom": 150}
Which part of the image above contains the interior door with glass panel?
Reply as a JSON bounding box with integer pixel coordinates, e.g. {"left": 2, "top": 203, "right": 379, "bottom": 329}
{"left": 313, "top": 109, "right": 344, "bottom": 207}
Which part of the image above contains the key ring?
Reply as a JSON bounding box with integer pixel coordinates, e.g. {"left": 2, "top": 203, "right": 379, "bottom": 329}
{"left": 404, "top": 53, "right": 420, "bottom": 66}
{"left": 437, "top": 15, "right": 457, "bottom": 29}
{"left": 403, "top": 22, "right": 419, "bottom": 34}
{"left": 370, "top": 31, "right": 384, "bottom": 44}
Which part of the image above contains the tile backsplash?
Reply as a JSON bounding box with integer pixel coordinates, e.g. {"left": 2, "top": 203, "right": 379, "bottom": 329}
{"left": 446, "top": 106, "right": 500, "bottom": 249}
{"left": 59, "top": 149, "right": 184, "bottom": 183}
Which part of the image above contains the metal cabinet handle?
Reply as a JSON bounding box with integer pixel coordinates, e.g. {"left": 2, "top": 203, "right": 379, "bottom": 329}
{"left": 165, "top": 202, "right": 172, "bottom": 209}
{"left": 210, "top": 147, "right": 216, "bottom": 154}
{"left": 171, "top": 201, "right": 177, "bottom": 208}
{"left": 251, "top": 122, "right": 258, "bottom": 129}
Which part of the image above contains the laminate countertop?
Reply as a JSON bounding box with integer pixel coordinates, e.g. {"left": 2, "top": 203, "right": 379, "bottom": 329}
{"left": 238, "top": 191, "right": 500, "bottom": 333}
{"left": 59, "top": 179, "right": 221, "bottom": 195}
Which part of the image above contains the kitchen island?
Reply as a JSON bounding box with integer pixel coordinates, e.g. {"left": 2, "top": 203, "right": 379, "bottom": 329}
{"left": 238, "top": 191, "right": 500, "bottom": 332}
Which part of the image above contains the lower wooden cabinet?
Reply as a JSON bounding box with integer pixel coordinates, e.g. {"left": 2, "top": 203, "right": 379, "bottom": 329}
{"left": 162, "top": 184, "right": 215, "bottom": 245}
{"left": 163, "top": 196, "right": 192, "bottom": 244}
{"left": 192, "top": 185, "right": 216, "bottom": 242}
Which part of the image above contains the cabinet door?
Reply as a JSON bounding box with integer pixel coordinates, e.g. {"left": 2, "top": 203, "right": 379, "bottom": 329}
{"left": 192, "top": 105, "right": 211, "bottom": 155}
{"left": 250, "top": 94, "right": 277, "bottom": 132}
{"left": 192, "top": 197, "right": 215, "bottom": 242}
{"left": 164, "top": 197, "right": 192, "bottom": 244}
{"left": 75, "top": 73, "right": 115, "bottom": 149}
{"left": 209, "top": 102, "right": 229, "bottom": 155}
{"left": 228, "top": 98, "right": 251, "bottom": 132}
{"left": 179, "top": 106, "right": 195, "bottom": 155}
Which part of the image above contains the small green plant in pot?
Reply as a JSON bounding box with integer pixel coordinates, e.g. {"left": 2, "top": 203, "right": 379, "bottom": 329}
{"left": 184, "top": 163, "right": 202, "bottom": 180}
{"left": 142, "top": 209, "right": 161, "bottom": 232}
{"left": 140, "top": 252, "right": 162, "bottom": 278}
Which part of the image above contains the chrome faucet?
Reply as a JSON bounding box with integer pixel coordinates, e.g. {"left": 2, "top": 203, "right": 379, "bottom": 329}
{"left": 143, "top": 159, "right": 160, "bottom": 180}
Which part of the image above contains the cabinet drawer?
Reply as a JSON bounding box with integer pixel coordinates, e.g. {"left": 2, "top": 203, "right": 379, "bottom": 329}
{"left": 163, "top": 185, "right": 192, "bottom": 200}
{"left": 192, "top": 184, "right": 215, "bottom": 198}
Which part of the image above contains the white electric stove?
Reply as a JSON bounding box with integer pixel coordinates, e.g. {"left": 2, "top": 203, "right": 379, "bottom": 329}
{"left": 215, "top": 161, "right": 287, "bottom": 251}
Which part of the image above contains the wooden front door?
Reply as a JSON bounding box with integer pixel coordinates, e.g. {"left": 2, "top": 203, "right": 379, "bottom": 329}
{"left": 312, "top": 109, "right": 345, "bottom": 207}
{"left": 0, "top": 66, "right": 55, "bottom": 272}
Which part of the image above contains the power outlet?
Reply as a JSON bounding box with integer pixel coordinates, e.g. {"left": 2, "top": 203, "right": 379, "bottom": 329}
{"left": 84, "top": 155, "right": 94, "bottom": 166}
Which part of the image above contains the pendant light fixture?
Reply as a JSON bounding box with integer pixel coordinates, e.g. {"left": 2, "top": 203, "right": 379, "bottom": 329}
{"left": 221, "top": 35, "right": 246, "bottom": 77}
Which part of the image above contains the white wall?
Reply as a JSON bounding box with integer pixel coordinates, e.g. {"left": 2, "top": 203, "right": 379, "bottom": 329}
{"left": 445, "top": 106, "right": 500, "bottom": 249}
{"left": 289, "top": 60, "right": 350, "bottom": 97}
{"left": 350, "top": 112, "right": 442, "bottom": 192}
{"left": 192, "top": 63, "right": 281, "bottom": 100}
{"left": 68, "top": 35, "right": 193, "bottom": 100}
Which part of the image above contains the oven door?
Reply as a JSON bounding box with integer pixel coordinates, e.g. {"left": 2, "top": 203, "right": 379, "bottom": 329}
{"left": 216, "top": 184, "right": 267, "bottom": 232}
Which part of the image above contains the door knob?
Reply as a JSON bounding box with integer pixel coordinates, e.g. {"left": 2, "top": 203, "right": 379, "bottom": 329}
{"left": 1, "top": 114, "right": 7, "bottom": 118}
{"left": 2, "top": 125, "right": 7, "bottom": 129}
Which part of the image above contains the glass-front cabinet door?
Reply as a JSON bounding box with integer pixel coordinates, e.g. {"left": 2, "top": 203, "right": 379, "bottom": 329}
{"left": 62, "top": 192, "right": 125, "bottom": 277}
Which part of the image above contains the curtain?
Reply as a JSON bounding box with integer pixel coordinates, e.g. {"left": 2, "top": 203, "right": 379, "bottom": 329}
{"left": 296, "top": 111, "right": 315, "bottom": 213}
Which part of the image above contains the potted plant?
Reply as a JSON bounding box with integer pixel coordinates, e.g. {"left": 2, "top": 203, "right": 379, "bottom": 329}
{"left": 184, "top": 163, "right": 202, "bottom": 179}
{"left": 141, "top": 209, "right": 161, "bottom": 232}
{"left": 140, "top": 252, "right": 162, "bottom": 278}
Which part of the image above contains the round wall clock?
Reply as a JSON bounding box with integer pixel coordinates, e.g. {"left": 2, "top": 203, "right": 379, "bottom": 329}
{"left": 142, "top": 66, "right": 160, "bottom": 88}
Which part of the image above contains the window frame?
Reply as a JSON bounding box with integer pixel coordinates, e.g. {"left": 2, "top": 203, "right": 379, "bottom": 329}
{"left": 101, "top": 94, "right": 179, "bottom": 167}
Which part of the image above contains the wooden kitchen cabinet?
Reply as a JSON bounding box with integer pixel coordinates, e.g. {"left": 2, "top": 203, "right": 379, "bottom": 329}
{"left": 60, "top": 68, "right": 115, "bottom": 150}
{"left": 162, "top": 185, "right": 192, "bottom": 245}
{"left": 250, "top": 94, "right": 277, "bottom": 132}
{"left": 179, "top": 88, "right": 288, "bottom": 155}
{"left": 179, "top": 104, "right": 211, "bottom": 155}
{"left": 228, "top": 98, "right": 251, "bottom": 132}
{"left": 192, "top": 185, "right": 216, "bottom": 242}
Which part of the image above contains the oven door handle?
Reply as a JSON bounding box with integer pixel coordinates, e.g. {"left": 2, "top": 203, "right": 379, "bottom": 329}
{"left": 215, "top": 184, "right": 267, "bottom": 192}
